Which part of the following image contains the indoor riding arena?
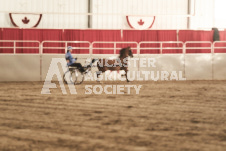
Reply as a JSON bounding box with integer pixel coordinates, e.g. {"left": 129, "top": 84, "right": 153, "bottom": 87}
{"left": 0, "top": 0, "right": 226, "bottom": 151}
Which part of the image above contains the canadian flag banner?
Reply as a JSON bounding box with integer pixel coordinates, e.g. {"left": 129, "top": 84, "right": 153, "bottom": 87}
{"left": 126, "top": 16, "right": 155, "bottom": 30}
{"left": 9, "top": 13, "right": 42, "bottom": 28}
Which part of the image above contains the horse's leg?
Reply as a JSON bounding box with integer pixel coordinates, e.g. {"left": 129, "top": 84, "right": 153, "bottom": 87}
{"left": 96, "top": 70, "right": 102, "bottom": 82}
{"left": 96, "top": 59, "right": 103, "bottom": 83}
{"left": 125, "top": 68, "right": 130, "bottom": 82}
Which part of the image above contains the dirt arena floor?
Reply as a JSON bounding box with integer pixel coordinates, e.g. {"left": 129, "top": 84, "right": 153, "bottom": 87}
{"left": 0, "top": 80, "right": 226, "bottom": 151}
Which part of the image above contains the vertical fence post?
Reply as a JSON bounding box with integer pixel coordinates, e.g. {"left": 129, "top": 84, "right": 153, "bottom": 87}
{"left": 114, "top": 42, "right": 116, "bottom": 54}
{"left": 89, "top": 42, "right": 92, "bottom": 57}
{"left": 91, "top": 42, "right": 94, "bottom": 56}
{"left": 13, "top": 41, "right": 16, "bottom": 54}
{"left": 40, "top": 42, "right": 43, "bottom": 81}
{"left": 160, "top": 42, "right": 162, "bottom": 54}
{"left": 211, "top": 42, "right": 214, "bottom": 80}
{"left": 65, "top": 42, "right": 68, "bottom": 53}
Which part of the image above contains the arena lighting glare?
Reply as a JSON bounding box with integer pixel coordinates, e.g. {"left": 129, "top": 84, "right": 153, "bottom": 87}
{"left": 215, "top": 0, "right": 226, "bottom": 20}
{"left": 214, "top": 0, "right": 226, "bottom": 28}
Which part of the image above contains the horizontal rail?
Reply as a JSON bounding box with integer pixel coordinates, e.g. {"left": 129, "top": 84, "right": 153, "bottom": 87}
{"left": 92, "top": 41, "right": 138, "bottom": 54}
{"left": 41, "top": 41, "right": 91, "bottom": 54}
{"left": 184, "top": 41, "right": 212, "bottom": 53}
{"left": 139, "top": 41, "right": 184, "bottom": 54}
{"left": 1, "top": 40, "right": 226, "bottom": 54}
{"left": 0, "top": 40, "right": 40, "bottom": 54}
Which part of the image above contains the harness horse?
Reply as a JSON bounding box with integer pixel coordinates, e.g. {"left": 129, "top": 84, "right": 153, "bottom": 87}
{"left": 96, "top": 46, "right": 133, "bottom": 82}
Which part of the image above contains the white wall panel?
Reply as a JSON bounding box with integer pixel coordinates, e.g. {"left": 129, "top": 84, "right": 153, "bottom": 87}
{"left": 3, "top": 53, "right": 226, "bottom": 81}
{"left": 0, "top": 0, "right": 88, "bottom": 29}
{"left": 0, "top": 0, "right": 217, "bottom": 29}
{"left": 213, "top": 54, "right": 226, "bottom": 80}
{"left": 0, "top": 55, "right": 41, "bottom": 81}
{"left": 190, "top": 0, "right": 214, "bottom": 29}
{"left": 91, "top": 0, "right": 188, "bottom": 29}
{"left": 185, "top": 54, "right": 213, "bottom": 80}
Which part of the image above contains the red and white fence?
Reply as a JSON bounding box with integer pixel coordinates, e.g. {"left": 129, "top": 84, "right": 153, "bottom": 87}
{"left": 1, "top": 40, "right": 226, "bottom": 54}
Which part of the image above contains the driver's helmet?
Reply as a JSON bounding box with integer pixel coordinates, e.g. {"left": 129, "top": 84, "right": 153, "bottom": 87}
{"left": 67, "top": 46, "right": 73, "bottom": 50}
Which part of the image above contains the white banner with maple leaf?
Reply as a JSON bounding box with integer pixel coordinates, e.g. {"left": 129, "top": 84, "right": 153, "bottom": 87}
{"left": 126, "top": 16, "right": 155, "bottom": 30}
{"left": 9, "top": 13, "right": 42, "bottom": 28}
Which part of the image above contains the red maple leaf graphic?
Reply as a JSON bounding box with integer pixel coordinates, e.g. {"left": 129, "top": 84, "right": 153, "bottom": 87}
{"left": 138, "top": 19, "right": 144, "bottom": 26}
{"left": 22, "top": 17, "right": 30, "bottom": 24}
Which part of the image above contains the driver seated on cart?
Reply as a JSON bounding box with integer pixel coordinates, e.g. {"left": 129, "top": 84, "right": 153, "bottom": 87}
{"left": 65, "top": 46, "right": 95, "bottom": 73}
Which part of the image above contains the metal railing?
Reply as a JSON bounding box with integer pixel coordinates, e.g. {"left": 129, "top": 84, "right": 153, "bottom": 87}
{"left": 0, "top": 40, "right": 40, "bottom": 54}
{"left": 1, "top": 40, "right": 226, "bottom": 55}
{"left": 184, "top": 41, "right": 212, "bottom": 53}
{"left": 91, "top": 41, "right": 139, "bottom": 55}
{"left": 213, "top": 41, "right": 226, "bottom": 53}
{"left": 41, "top": 41, "right": 91, "bottom": 55}
{"left": 139, "top": 41, "right": 184, "bottom": 54}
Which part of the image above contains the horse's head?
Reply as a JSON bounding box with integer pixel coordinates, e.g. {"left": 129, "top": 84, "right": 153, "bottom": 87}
{"left": 128, "top": 47, "right": 133, "bottom": 58}
{"left": 119, "top": 46, "right": 133, "bottom": 58}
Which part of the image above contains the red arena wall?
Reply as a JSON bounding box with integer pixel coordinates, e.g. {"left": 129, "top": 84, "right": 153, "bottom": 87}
{"left": 1, "top": 28, "right": 226, "bottom": 54}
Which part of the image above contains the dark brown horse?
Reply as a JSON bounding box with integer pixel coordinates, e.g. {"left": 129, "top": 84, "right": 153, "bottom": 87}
{"left": 96, "top": 46, "right": 133, "bottom": 82}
